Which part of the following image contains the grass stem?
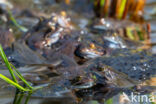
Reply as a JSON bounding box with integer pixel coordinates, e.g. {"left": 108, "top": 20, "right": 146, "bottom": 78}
{"left": 0, "top": 73, "right": 30, "bottom": 91}
{"left": 0, "top": 44, "right": 42, "bottom": 92}
{"left": 7, "top": 10, "right": 28, "bottom": 32}
{"left": 0, "top": 45, "right": 17, "bottom": 83}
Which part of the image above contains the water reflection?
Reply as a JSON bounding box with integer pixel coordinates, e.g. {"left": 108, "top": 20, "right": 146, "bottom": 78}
{"left": 12, "top": 89, "right": 76, "bottom": 104}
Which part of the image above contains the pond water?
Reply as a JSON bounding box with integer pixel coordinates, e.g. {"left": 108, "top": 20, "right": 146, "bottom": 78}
{"left": 0, "top": 0, "right": 156, "bottom": 104}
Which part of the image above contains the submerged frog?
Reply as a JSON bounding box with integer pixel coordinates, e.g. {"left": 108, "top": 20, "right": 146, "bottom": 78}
{"left": 20, "top": 48, "right": 156, "bottom": 102}
{"left": 22, "top": 49, "right": 156, "bottom": 88}
{"left": 92, "top": 49, "right": 156, "bottom": 82}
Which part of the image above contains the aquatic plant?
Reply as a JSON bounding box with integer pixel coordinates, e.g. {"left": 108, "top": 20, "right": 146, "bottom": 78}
{"left": 7, "top": 10, "right": 28, "bottom": 32}
{"left": 94, "top": 0, "right": 146, "bottom": 22}
{"left": 105, "top": 98, "right": 113, "bottom": 104}
{"left": 94, "top": 0, "right": 150, "bottom": 45}
{"left": 0, "top": 45, "right": 40, "bottom": 92}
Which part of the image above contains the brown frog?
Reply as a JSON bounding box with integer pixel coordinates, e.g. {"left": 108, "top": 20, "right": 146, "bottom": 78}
{"left": 74, "top": 31, "right": 138, "bottom": 61}
{"left": 0, "top": 28, "right": 14, "bottom": 49}
{"left": 23, "top": 12, "right": 74, "bottom": 54}
{"left": 90, "top": 18, "right": 150, "bottom": 43}
{"left": 23, "top": 12, "right": 141, "bottom": 63}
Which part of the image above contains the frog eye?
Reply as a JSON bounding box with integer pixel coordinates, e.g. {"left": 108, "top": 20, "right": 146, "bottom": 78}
{"left": 90, "top": 43, "right": 96, "bottom": 49}
{"left": 60, "top": 11, "right": 67, "bottom": 17}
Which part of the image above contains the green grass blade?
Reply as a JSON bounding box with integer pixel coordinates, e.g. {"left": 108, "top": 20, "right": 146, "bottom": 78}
{"left": 11, "top": 64, "right": 33, "bottom": 89}
{"left": 126, "top": 27, "right": 135, "bottom": 40}
{"left": 100, "top": 0, "right": 105, "bottom": 7}
{"left": 136, "top": 27, "right": 144, "bottom": 40}
{"left": 7, "top": 10, "right": 28, "bottom": 32}
{"left": 0, "top": 45, "right": 17, "bottom": 83}
{"left": 0, "top": 45, "right": 40, "bottom": 92}
{"left": 11, "top": 64, "right": 42, "bottom": 90}
{"left": 118, "top": 0, "right": 127, "bottom": 19}
{"left": 13, "top": 70, "right": 33, "bottom": 90}
{"left": 0, "top": 74, "right": 30, "bottom": 91}
{"left": 105, "top": 98, "right": 113, "bottom": 104}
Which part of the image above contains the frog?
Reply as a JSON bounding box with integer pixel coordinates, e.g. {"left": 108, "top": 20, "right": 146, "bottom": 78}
{"left": 22, "top": 48, "right": 151, "bottom": 101}
{"left": 74, "top": 18, "right": 147, "bottom": 61}
{"left": 23, "top": 12, "right": 74, "bottom": 55}
{"left": 90, "top": 18, "right": 149, "bottom": 43}
{"left": 10, "top": 12, "right": 155, "bottom": 102}
{"left": 75, "top": 33, "right": 106, "bottom": 59}
{"left": 19, "top": 47, "right": 155, "bottom": 103}
{"left": 24, "top": 48, "right": 155, "bottom": 89}
{"left": 0, "top": 28, "right": 14, "bottom": 49}
{"left": 74, "top": 31, "right": 143, "bottom": 63}
{"left": 17, "top": 12, "right": 155, "bottom": 84}
{"left": 22, "top": 12, "right": 145, "bottom": 64}
{"left": 64, "top": 49, "right": 156, "bottom": 102}
{"left": 90, "top": 49, "right": 156, "bottom": 82}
